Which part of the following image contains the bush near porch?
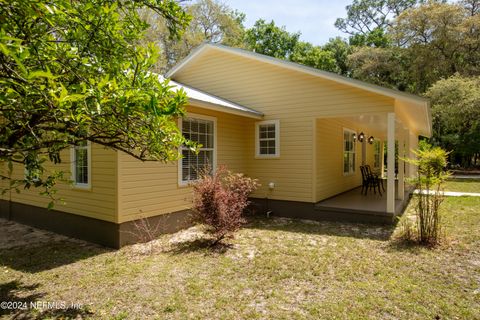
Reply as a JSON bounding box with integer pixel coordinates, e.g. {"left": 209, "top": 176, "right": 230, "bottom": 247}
{"left": 0, "top": 193, "right": 479, "bottom": 319}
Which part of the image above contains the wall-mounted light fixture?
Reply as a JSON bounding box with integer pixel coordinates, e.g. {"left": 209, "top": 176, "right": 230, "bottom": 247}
{"left": 358, "top": 132, "right": 365, "bottom": 142}
{"left": 368, "top": 136, "right": 374, "bottom": 144}
{"left": 352, "top": 133, "right": 357, "bottom": 142}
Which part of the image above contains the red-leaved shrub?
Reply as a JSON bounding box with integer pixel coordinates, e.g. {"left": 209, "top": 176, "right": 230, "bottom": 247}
{"left": 192, "top": 166, "right": 259, "bottom": 244}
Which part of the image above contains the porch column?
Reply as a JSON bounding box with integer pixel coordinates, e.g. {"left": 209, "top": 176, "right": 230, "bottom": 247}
{"left": 387, "top": 113, "right": 396, "bottom": 214}
{"left": 409, "top": 132, "right": 418, "bottom": 178}
{"left": 380, "top": 141, "right": 385, "bottom": 178}
{"left": 405, "top": 128, "right": 411, "bottom": 178}
{"left": 397, "top": 129, "right": 405, "bottom": 200}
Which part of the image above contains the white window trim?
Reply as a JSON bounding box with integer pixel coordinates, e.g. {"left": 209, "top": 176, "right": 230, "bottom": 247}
{"left": 255, "top": 120, "right": 280, "bottom": 158}
{"left": 343, "top": 128, "right": 356, "bottom": 176}
{"left": 178, "top": 113, "right": 217, "bottom": 187}
{"left": 70, "top": 141, "right": 92, "bottom": 190}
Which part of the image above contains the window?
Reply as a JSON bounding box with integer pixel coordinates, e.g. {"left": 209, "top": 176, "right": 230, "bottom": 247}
{"left": 71, "top": 141, "right": 91, "bottom": 188}
{"left": 23, "top": 154, "right": 41, "bottom": 182}
{"left": 343, "top": 129, "right": 356, "bottom": 175}
{"left": 179, "top": 115, "right": 216, "bottom": 184}
{"left": 373, "top": 140, "right": 381, "bottom": 169}
{"left": 256, "top": 120, "right": 280, "bottom": 158}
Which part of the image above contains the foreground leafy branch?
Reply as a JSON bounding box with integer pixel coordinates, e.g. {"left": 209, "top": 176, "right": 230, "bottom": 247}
{"left": 0, "top": 0, "right": 193, "bottom": 197}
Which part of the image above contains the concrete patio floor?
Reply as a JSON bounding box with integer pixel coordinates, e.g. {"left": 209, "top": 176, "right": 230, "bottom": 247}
{"left": 314, "top": 186, "right": 412, "bottom": 224}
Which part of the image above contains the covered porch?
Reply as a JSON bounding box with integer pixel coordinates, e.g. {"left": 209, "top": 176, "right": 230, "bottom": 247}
{"left": 314, "top": 105, "right": 430, "bottom": 224}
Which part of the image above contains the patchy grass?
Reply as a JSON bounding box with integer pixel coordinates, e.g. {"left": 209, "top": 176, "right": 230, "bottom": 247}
{"left": 444, "top": 178, "right": 480, "bottom": 193}
{"left": 1, "top": 197, "right": 479, "bottom": 319}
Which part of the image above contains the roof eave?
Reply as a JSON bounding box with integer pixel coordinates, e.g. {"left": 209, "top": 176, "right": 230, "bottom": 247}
{"left": 188, "top": 98, "right": 264, "bottom": 119}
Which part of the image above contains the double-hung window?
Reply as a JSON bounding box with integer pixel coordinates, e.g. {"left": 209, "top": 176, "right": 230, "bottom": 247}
{"left": 180, "top": 115, "right": 216, "bottom": 184}
{"left": 343, "top": 129, "right": 356, "bottom": 175}
{"left": 256, "top": 120, "right": 280, "bottom": 158}
{"left": 71, "top": 141, "right": 91, "bottom": 188}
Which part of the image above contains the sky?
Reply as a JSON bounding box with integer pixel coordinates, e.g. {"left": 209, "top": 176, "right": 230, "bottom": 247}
{"left": 222, "top": 0, "right": 352, "bottom": 46}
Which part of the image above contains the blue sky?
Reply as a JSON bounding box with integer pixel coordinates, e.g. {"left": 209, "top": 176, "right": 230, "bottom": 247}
{"left": 222, "top": 0, "right": 352, "bottom": 45}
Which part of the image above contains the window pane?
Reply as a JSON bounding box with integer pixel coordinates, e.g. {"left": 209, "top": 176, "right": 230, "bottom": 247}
{"left": 75, "top": 147, "right": 88, "bottom": 184}
{"left": 344, "top": 153, "right": 349, "bottom": 173}
{"left": 198, "top": 132, "right": 206, "bottom": 146}
{"left": 267, "top": 129, "right": 275, "bottom": 139}
{"left": 191, "top": 121, "right": 198, "bottom": 134}
{"left": 206, "top": 122, "right": 212, "bottom": 135}
{"left": 182, "top": 120, "right": 190, "bottom": 133}
{"left": 198, "top": 122, "right": 206, "bottom": 134}
{"left": 259, "top": 127, "right": 267, "bottom": 139}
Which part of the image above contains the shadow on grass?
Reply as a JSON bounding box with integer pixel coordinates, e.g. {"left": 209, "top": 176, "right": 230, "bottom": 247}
{"left": 167, "top": 237, "right": 234, "bottom": 255}
{"left": 0, "top": 280, "right": 94, "bottom": 319}
{"left": 245, "top": 216, "right": 397, "bottom": 241}
{"left": 386, "top": 238, "right": 433, "bottom": 254}
{"left": 0, "top": 241, "right": 110, "bottom": 273}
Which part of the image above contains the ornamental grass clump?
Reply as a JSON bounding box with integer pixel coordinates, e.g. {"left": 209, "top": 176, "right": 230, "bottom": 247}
{"left": 192, "top": 166, "right": 259, "bottom": 245}
{"left": 403, "top": 141, "right": 450, "bottom": 246}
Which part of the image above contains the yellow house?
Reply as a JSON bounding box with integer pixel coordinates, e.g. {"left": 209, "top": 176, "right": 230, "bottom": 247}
{"left": 0, "top": 44, "right": 431, "bottom": 248}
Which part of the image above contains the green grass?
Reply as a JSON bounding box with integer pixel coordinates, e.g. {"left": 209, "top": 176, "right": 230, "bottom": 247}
{"left": 1, "top": 192, "right": 479, "bottom": 319}
{"left": 444, "top": 178, "right": 480, "bottom": 193}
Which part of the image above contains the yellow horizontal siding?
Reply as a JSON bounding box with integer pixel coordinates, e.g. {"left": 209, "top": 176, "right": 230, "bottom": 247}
{"left": 1, "top": 144, "right": 117, "bottom": 222}
{"left": 174, "top": 50, "right": 395, "bottom": 203}
{"left": 117, "top": 105, "right": 253, "bottom": 223}
{"left": 315, "top": 118, "right": 383, "bottom": 202}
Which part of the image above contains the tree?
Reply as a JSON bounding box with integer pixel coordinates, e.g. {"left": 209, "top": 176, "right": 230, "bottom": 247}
{"left": 347, "top": 46, "right": 410, "bottom": 90}
{"left": 188, "top": 0, "right": 245, "bottom": 46}
{"left": 244, "top": 19, "right": 300, "bottom": 59}
{"left": 462, "top": 0, "right": 480, "bottom": 15}
{"left": 140, "top": 0, "right": 246, "bottom": 72}
{"left": 343, "top": 1, "right": 479, "bottom": 94}
{"left": 323, "top": 37, "right": 354, "bottom": 75}
{"left": 290, "top": 42, "right": 339, "bottom": 73}
{"left": 335, "top": 0, "right": 423, "bottom": 46}
{"left": 348, "top": 27, "right": 391, "bottom": 47}
{"left": 0, "top": 1, "right": 193, "bottom": 199}
{"left": 426, "top": 75, "right": 480, "bottom": 167}
{"left": 391, "top": 1, "right": 480, "bottom": 92}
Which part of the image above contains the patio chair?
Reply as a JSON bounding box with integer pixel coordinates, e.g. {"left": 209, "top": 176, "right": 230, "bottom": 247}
{"left": 365, "top": 165, "right": 385, "bottom": 192}
{"left": 360, "top": 165, "right": 383, "bottom": 196}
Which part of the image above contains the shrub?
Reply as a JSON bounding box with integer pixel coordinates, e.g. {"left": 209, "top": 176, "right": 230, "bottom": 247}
{"left": 403, "top": 142, "right": 450, "bottom": 246}
{"left": 192, "top": 166, "right": 259, "bottom": 244}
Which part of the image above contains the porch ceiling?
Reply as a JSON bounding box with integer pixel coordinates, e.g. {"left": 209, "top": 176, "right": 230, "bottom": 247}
{"left": 340, "top": 113, "right": 410, "bottom": 140}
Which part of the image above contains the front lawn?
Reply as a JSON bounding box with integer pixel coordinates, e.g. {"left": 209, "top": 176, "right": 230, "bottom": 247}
{"left": 444, "top": 178, "right": 480, "bottom": 193}
{"left": 1, "top": 197, "right": 479, "bottom": 319}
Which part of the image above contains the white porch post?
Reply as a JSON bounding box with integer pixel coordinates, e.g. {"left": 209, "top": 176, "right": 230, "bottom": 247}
{"left": 409, "top": 132, "right": 418, "bottom": 178}
{"left": 380, "top": 141, "right": 385, "bottom": 178}
{"left": 397, "top": 129, "right": 405, "bottom": 200}
{"left": 387, "top": 113, "right": 396, "bottom": 214}
{"left": 405, "top": 129, "right": 411, "bottom": 178}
